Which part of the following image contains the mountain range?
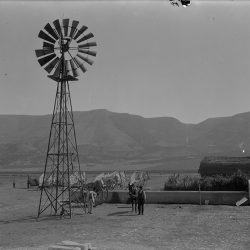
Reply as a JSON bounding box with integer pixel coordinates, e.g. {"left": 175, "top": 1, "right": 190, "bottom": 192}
{"left": 1, "top": 109, "right": 250, "bottom": 172}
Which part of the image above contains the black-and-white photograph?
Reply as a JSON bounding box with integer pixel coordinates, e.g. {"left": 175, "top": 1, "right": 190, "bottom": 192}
{"left": 0, "top": 0, "right": 250, "bottom": 249}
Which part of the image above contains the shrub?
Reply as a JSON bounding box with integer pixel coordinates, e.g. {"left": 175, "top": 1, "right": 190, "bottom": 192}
{"left": 227, "top": 169, "right": 248, "bottom": 191}
{"left": 164, "top": 174, "right": 200, "bottom": 191}
{"left": 164, "top": 170, "right": 248, "bottom": 191}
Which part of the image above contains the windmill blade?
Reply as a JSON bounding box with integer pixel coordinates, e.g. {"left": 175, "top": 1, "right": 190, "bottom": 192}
{"left": 44, "top": 57, "right": 60, "bottom": 73}
{"left": 43, "top": 42, "right": 54, "bottom": 49}
{"left": 78, "top": 49, "right": 97, "bottom": 57}
{"left": 38, "top": 30, "right": 56, "bottom": 44}
{"left": 52, "top": 58, "right": 62, "bottom": 78}
{"left": 72, "top": 68, "right": 79, "bottom": 78}
{"left": 53, "top": 19, "right": 62, "bottom": 37}
{"left": 63, "top": 19, "right": 69, "bottom": 37}
{"left": 74, "top": 25, "right": 88, "bottom": 40}
{"left": 74, "top": 57, "right": 87, "bottom": 73}
{"left": 77, "top": 53, "right": 94, "bottom": 65}
{"left": 69, "top": 59, "right": 79, "bottom": 77}
{"left": 77, "top": 33, "right": 94, "bottom": 43}
{"left": 69, "top": 20, "right": 79, "bottom": 38}
{"left": 38, "top": 53, "right": 56, "bottom": 67}
{"left": 35, "top": 48, "right": 54, "bottom": 58}
{"left": 69, "top": 59, "right": 77, "bottom": 70}
{"left": 78, "top": 42, "right": 97, "bottom": 48}
{"left": 44, "top": 23, "right": 58, "bottom": 40}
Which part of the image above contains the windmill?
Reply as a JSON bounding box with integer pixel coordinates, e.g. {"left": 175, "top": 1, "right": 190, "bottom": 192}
{"left": 35, "top": 19, "right": 97, "bottom": 218}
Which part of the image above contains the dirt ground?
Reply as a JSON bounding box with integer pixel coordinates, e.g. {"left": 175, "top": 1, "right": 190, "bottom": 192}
{"left": 1, "top": 176, "right": 250, "bottom": 250}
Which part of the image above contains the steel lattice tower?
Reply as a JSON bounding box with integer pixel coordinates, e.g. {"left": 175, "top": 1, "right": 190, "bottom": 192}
{"left": 35, "top": 19, "right": 97, "bottom": 218}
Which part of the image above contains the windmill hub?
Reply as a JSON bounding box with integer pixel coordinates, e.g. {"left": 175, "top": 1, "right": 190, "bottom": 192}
{"left": 61, "top": 39, "right": 70, "bottom": 53}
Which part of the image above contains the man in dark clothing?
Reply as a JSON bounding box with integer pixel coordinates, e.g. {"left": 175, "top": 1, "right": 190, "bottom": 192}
{"left": 129, "top": 183, "right": 138, "bottom": 213}
{"left": 137, "top": 186, "right": 146, "bottom": 215}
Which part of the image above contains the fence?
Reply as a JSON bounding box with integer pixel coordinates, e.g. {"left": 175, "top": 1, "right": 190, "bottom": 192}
{"left": 105, "top": 190, "right": 249, "bottom": 205}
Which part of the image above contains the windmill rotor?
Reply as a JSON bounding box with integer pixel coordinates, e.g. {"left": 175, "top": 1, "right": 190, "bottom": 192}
{"left": 35, "top": 18, "right": 97, "bottom": 82}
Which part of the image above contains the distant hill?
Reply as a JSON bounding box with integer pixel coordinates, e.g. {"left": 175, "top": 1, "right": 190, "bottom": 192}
{"left": 1, "top": 109, "right": 250, "bottom": 172}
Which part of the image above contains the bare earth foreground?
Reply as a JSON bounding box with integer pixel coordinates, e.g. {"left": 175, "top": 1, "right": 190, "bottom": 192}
{"left": 1, "top": 176, "right": 250, "bottom": 250}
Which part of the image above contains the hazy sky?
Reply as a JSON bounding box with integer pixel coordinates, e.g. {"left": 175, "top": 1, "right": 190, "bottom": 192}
{"left": 0, "top": 0, "right": 249, "bottom": 123}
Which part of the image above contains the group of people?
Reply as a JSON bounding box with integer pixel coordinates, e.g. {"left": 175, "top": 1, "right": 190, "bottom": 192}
{"left": 128, "top": 183, "right": 146, "bottom": 215}
{"left": 59, "top": 182, "right": 146, "bottom": 217}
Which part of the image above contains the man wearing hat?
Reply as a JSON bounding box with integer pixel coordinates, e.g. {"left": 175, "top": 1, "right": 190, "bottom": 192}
{"left": 137, "top": 186, "right": 146, "bottom": 215}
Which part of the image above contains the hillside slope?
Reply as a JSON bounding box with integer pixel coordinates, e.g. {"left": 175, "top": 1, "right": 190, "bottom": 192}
{"left": 0, "top": 110, "right": 250, "bottom": 172}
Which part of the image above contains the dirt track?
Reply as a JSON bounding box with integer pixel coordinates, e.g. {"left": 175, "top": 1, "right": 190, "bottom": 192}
{"left": 1, "top": 176, "right": 250, "bottom": 250}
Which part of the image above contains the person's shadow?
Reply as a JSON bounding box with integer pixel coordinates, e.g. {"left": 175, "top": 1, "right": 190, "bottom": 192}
{"left": 107, "top": 211, "right": 137, "bottom": 216}
{"left": 0, "top": 216, "right": 36, "bottom": 224}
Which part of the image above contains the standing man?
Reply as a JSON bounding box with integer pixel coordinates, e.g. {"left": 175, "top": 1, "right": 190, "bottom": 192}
{"left": 137, "top": 186, "right": 146, "bottom": 215}
{"left": 129, "top": 183, "right": 138, "bottom": 213}
{"left": 87, "top": 190, "right": 97, "bottom": 214}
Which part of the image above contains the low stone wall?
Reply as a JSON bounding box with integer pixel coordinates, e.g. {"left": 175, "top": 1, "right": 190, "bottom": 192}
{"left": 105, "top": 190, "right": 249, "bottom": 205}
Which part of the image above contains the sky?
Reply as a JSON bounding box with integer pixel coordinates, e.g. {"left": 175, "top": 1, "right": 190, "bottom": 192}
{"left": 0, "top": 0, "right": 250, "bottom": 123}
